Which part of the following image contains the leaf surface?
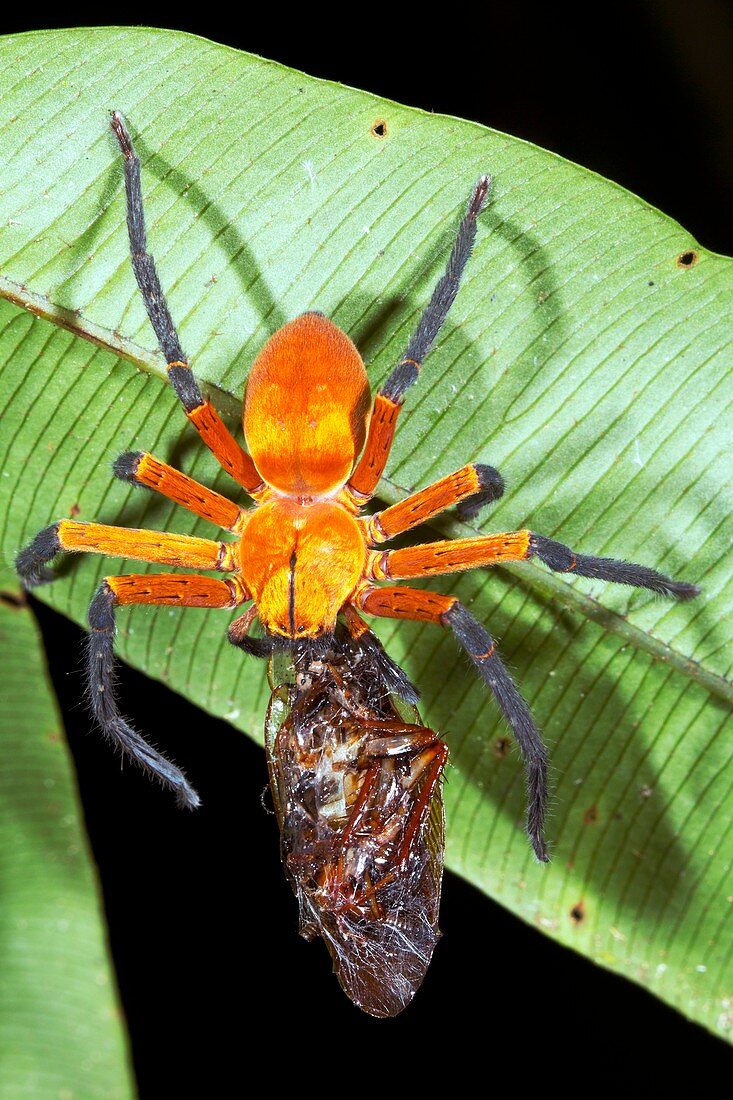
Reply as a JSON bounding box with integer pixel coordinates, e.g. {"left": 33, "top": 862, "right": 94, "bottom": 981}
{"left": 0, "top": 588, "right": 134, "bottom": 1098}
{"left": 0, "top": 27, "right": 731, "bottom": 1038}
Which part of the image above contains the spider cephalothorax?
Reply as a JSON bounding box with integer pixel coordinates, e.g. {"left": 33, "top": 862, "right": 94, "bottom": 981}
{"left": 16, "top": 112, "right": 699, "bottom": 860}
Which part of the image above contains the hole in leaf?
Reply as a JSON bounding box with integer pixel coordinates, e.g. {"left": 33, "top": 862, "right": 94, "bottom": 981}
{"left": 570, "top": 902, "right": 585, "bottom": 925}
{"left": 492, "top": 736, "right": 511, "bottom": 758}
{"left": 676, "top": 249, "right": 698, "bottom": 269}
{"left": 371, "top": 119, "right": 388, "bottom": 139}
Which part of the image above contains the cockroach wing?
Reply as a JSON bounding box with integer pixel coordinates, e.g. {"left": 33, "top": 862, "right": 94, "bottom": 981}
{"left": 265, "top": 644, "right": 447, "bottom": 1017}
{"left": 307, "top": 767, "right": 445, "bottom": 1018}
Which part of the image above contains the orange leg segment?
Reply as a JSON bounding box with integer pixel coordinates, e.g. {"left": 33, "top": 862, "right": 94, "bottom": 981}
{"left": 357, "top": 584, "right": 457, "bottom": 623}
{"left": 51, "top": 519, "right": 239, "bottom": 572}
{"left": 342, "top": 603, "right": 372, "bottom": 641}
{"left": 369, "top": 531, "right": 532, "bottom": 580}
{"left": 346, "top": 394, "right": 401, "bottom": 502}
{"left": 107, "top": 573, "right": 248, "bottom": 607}
{"left": 185, "top": 396, "right": 265, "bottom": 496}
{"left": 363, "top": 464, "right": 504, "bottom": 543}
{"left": 114, "top": 451, "right": 247, "bottom": 532}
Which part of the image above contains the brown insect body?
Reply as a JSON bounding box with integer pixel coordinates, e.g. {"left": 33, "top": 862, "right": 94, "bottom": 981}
{"left": 265, "top": 643, "right": 446, "bottom": 1018}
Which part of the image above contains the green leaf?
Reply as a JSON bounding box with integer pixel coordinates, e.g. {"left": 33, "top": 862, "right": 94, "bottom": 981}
{"left": 0, "top": 587, "right": 134, "bottom": 1098}
{"left": 0, "top": 27, "right": 731, "bottom": 1038}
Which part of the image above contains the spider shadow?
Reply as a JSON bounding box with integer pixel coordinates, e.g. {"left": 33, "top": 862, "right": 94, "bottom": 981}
{"left": 429, "top": 569, "right": 725, "bottom": 927}
{"left": 482, "top": 200, "right": 569, "bottom": 361}
{"left": 353, "top": 195, "right": 565, "bottom": 364}
{"left": 52, "top": 119, "right": 287, "bottom": 339}
{"left": 134, "top": 143, "right": 288, "bottom": 338}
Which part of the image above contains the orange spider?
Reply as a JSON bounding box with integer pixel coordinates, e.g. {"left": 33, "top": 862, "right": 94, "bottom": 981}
{"left": 16, "top": 113, "right": 699, "bottom": 860}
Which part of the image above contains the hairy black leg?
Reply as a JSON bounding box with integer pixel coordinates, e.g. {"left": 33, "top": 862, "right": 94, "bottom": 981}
{"left": 456, "top": 463, "right": 505, "bottom": 523}
{"left": 340, "top": 606, "right": 420, "bottom": 703}
{"left": 110, "top": 112, "right": 183, "bottom": 364}
{"left": 87, "top": 582, "right": 200, "bottom": 808}
{"left": 227, "top": 621, "right": 342, "bottom": 666}
{"left": 110, "top": 112, "right": 264, "bottom": 495}
{"left": 529, "top": 534, "right": 700, "bottom": 600}
{"left": 110, "top": 111, "right": 203, "bottom": 411}
{"left": 442, "top": 602, "right": 549, "bottom": 862}
{"left": 112, "top": 451, "right": 144, "bottom": 482}
{"left": 228, "top": 631, "right": 287, "bottom": 658}
{"left": 350, "top": 629, "right": 420, "bottom": 705}
{"left": 227, "top": 610, "right": 282, "bottom": 658}
{"left": 16, "top": 523, "right": 61, "bottom": 588}
{"left": 227, "top": 622, "right": 297, "bottom": 659}
{"left": 381, "top": 176, "right": 492, "bottom": 403}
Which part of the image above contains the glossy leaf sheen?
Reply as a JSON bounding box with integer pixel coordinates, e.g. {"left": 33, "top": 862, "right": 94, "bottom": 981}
{"left": 0, "top": 590, "right": 134, "bottom": 1097}
{"left": 0, "top": 28, "right": 731, "bottom": 1037}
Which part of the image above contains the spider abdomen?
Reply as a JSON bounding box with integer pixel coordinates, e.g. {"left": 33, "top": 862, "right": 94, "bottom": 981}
{"left": 243, "top": 313, "right": 371, "bottom": 497}
{"left": 239, "top": 499, "right": 366, "bottom": 637}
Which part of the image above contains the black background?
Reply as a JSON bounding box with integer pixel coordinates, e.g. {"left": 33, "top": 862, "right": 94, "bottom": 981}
{"left": 10, "top": 1, "right": 732, "bottom": 1091}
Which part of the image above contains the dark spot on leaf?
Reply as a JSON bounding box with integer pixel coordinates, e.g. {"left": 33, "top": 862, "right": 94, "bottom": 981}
{"left": 0, "top": 590, "right": 26, "bottom": 609}
{"left": 583, "top": 805, "right": 599, "bottom": 825}
{"left": 648, "top": 280, "right": 655, "bottom": 286}
{"left": 676, "top": 249, "right": 698, "bottom": 269}
{"left": 371, "top": 119, "right": 388, "bottom": 139}
{"left": 492, "top": 736, "right": 511, "bottom": 758}
{"left": 570, "top": 902, "right": 585, "bottom": 925}
{"left": 70, "top": 502, "right": 81, "bottom": 517}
